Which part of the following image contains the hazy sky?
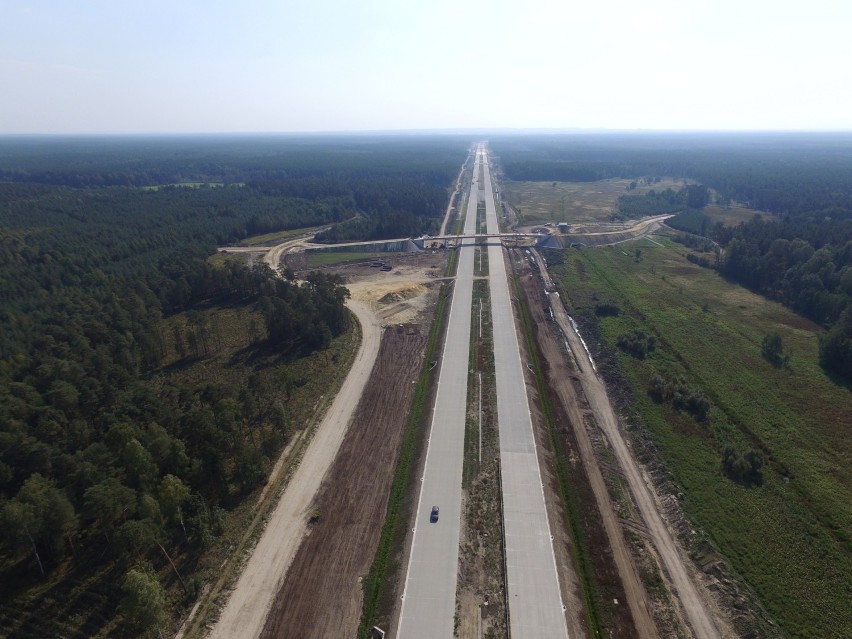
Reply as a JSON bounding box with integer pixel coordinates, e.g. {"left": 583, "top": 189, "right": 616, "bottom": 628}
{"left": 2, "top": 0, "right": 851, "bottom": 133}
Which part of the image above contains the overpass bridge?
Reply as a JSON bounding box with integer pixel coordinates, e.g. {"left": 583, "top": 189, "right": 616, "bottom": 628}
{"left": 411, "top": 232, "right": 549, "bottom": 249}
{"left": 218, "top": 232, "right": 554, "bottom": 261}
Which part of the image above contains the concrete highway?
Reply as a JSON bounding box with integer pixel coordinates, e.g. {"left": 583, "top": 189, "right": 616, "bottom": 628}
{"left": 482, "top": 147, "right": 570, "bottom": 638}
{"left": 396, "top": 145, "right": 569, "bottom": 637}
{"left": 394, "top": 148, "right": 480, "bottom": 638}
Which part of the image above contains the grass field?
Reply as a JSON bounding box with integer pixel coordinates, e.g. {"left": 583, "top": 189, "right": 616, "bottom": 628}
{"left": 207, "top": 251, "right": 251, "bottom": 268}
{"left": 504, "top": 178, "right": 685, "bottom": 224}
{"left": 551, "top": 241, "right": 851, "bottom": 638}
{"left": 238, "top": 224, "right": 330, "bottom": 246}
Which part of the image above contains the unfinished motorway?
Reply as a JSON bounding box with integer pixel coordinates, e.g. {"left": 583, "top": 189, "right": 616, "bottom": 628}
{"left": 201, "top": 144, "right": 728, "bottom": 639}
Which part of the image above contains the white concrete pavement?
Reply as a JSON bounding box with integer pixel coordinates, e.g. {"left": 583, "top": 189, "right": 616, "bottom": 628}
{"left": 482, "top": 146, "right": 570, "bottom": 638}
{"left": 395, "top": 149, "right": 481, "bottom": 638}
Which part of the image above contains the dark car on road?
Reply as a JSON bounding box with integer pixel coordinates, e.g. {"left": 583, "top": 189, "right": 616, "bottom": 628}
{"left": 430, "top": 505, "right": 439, "bottom": 523}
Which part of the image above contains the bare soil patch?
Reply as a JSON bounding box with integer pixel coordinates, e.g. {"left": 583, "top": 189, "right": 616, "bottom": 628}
{"left": 260, "top": 325, "right": 428, "bottom": 638}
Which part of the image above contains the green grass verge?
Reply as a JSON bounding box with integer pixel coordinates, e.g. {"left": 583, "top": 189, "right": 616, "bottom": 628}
{"left": 553, "top": 242, "right": 852, "bottom": 638}
{"left": 238, "top": 224, "right": 329, "bottom": 246}
{"left": 207, "top": 251, "right": 250, "bottom": 268}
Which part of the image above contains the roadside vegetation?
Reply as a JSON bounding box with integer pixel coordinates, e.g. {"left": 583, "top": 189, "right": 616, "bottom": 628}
{"left": 550, "top": 242, "right": 851, "bottom": 637}
{"left": 237, "top": 223, "right": 331, "bottom": 246}
{"left": 495, "top": 133, "right": 852, "bottom": 382}
{"left": 498, "top": 135, "right": 852, "bottom": 636}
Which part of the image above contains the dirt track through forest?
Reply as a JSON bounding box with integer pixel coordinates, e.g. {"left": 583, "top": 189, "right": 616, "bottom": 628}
{"left": 259, "top": 326, "right": 427, "bottom": 638}
{"left": 206, "top": 300, "right": 381, "bottom": 639}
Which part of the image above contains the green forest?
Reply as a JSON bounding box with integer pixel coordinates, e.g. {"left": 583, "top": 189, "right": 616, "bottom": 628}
{"left": 0, "top": 135, "right": 467, "bottom": 636}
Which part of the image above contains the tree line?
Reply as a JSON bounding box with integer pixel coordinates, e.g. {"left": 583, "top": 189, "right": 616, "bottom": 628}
{"left": 615, "top": 184, "right": 709, "bottom": 219}
{"left": 493, "top": 132, "right": 852, "bottom": 220}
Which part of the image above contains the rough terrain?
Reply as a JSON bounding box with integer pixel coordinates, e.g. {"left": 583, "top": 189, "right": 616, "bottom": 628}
{"left": 260, "top": 324, "right": 429, "bottom": 638}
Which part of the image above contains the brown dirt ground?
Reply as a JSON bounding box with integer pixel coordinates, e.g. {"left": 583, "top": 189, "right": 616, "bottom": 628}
{"left": 259, "top": 325, "right": 427, "bottom": 639}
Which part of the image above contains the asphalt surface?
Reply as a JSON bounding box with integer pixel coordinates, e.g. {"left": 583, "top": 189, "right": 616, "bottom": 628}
{"left": 394, "top": 150, "right": 480, "bottom": 638}
{"left": 482, "top": 148, "right": 570, "bottom": 638}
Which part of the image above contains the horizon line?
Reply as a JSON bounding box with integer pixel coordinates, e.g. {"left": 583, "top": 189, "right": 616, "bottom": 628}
{"left": 3, "top": 127, "right": 852, "bottom": 138}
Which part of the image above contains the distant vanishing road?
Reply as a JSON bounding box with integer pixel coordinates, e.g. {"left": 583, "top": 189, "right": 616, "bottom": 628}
{"left": 394, "top": 146, "right": 479, "bottom": 639}
{"left": 395, "top": 145, "right": 569, "bottom": 638}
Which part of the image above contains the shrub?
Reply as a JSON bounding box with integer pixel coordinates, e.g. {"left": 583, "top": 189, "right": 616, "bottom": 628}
{"left": 761, "top": 332, "right": 790, "bottom": 369}
{"left": 617, "top": 330, "right": 656, "bottom": 359}
{"left": 648, "top": 374, "right": 711, "bottom": 421}
{"left": 722, "top": 446, "right": 764, "bottom": 485}
{"left": 594, "top": 302, "right": 620, "bottom": 317}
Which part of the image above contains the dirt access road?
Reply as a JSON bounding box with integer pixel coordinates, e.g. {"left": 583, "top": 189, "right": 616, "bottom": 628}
{"left": 531, "top": 250, "right": 734, "bottom": 639}
{"left": 257, "top": 255, "right": 446, "bottom": 638}
{"left": 260, "top": 324, "right": 428, "bottom": 638}
{"left": 206, "top": 298, "right": 381, "bottom": 639}
{"left": 204, "top": 251, "right": 446, "bottom": 639}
